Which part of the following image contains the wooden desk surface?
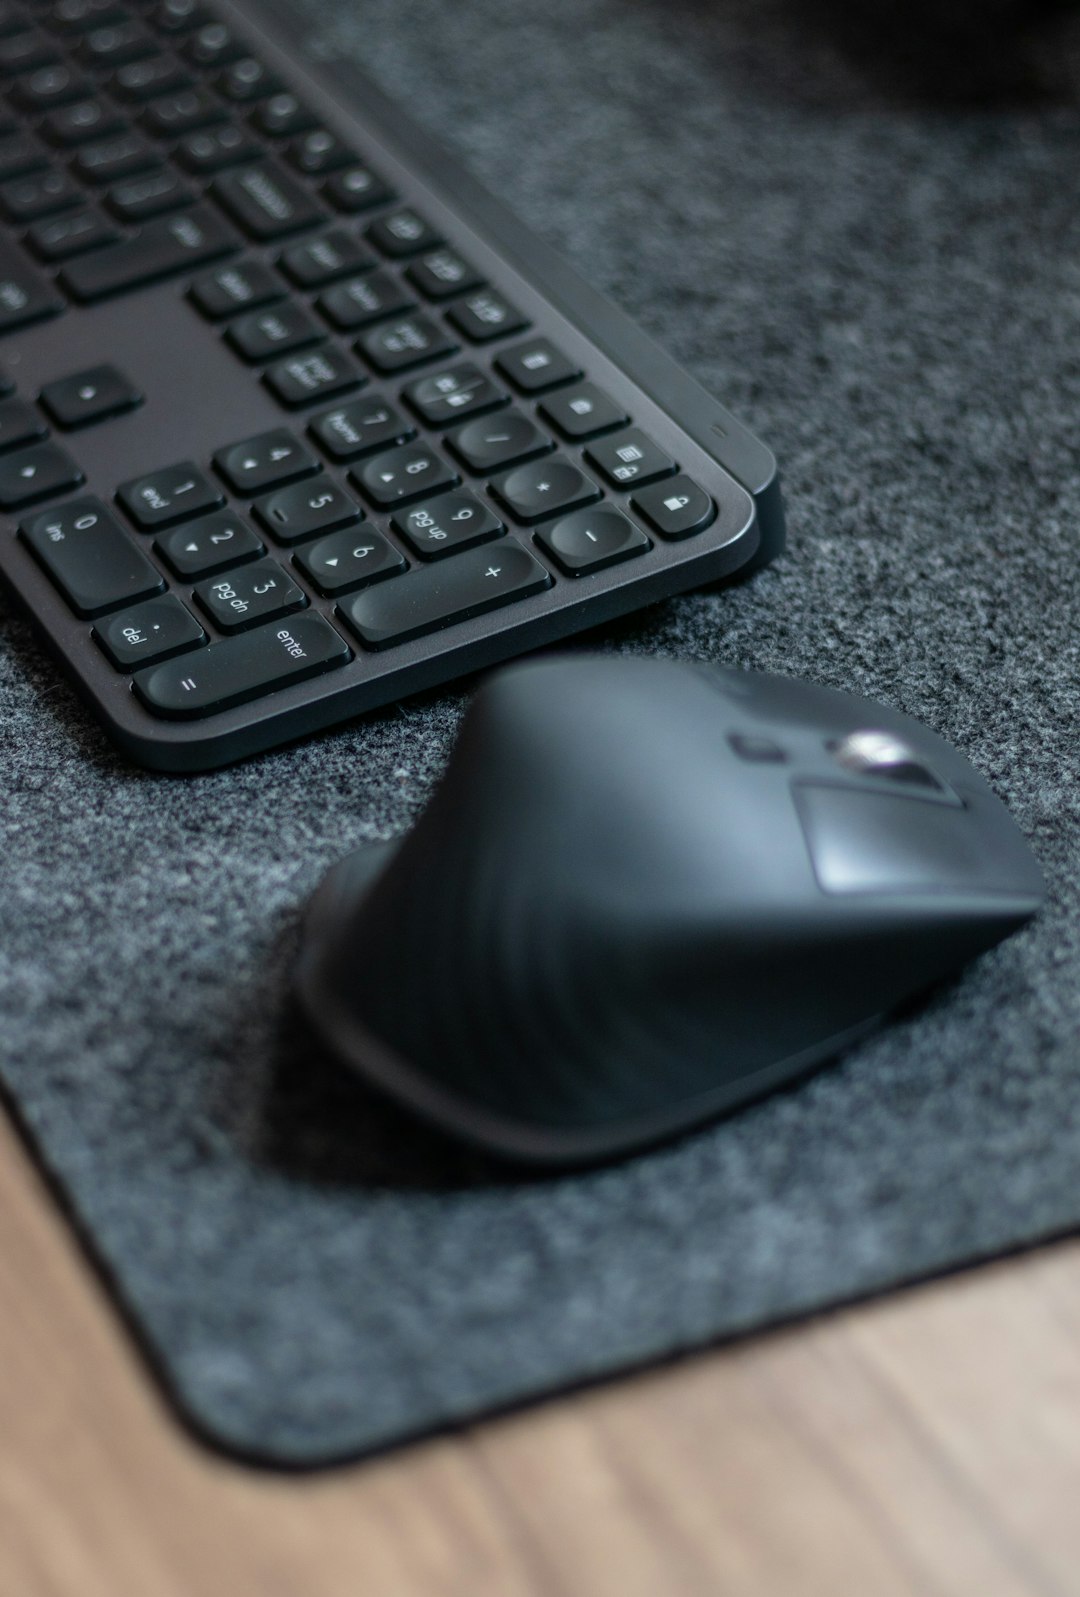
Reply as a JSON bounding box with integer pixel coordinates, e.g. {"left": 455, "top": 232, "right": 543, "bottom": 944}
{"left": 2, "top": 1107, "right": 1078, "bottom": 1597}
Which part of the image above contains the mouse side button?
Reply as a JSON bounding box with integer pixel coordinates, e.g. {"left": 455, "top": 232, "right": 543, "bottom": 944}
{"left": 794, "top": 782, "right": 1044, "bottom": 900}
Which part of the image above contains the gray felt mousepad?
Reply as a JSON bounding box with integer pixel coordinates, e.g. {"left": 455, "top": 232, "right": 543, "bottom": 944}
{"left": 3, "top": 0, "right": 1080, "bottom": 1465}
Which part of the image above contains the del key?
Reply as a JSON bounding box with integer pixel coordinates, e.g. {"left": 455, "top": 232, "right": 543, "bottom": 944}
{"left": 134, "top": 612, "right": 351, "bottom": 718}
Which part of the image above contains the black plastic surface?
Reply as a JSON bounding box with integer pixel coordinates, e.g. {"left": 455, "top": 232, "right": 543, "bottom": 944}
{"left": 295, "top": 658, "right": 1044, "bottom": 1165}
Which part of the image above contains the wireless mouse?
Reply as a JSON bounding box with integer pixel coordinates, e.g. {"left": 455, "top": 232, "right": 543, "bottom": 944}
{"left": 294, "top": 656, "right": 1044, "bottom": 1166}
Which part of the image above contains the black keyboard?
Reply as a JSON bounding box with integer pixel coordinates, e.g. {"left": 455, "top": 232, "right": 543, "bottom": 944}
{"left": 0, "top": 0, "right": 784, "bottom": 770}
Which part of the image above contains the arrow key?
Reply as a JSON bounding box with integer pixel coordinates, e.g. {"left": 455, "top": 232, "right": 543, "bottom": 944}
{"left": 213, "top": 428, "right": 319, "bottom": 494}
{"left": 155, "top": 508, "right": 263, "bottom": 578}
{"left": 350, "top": 441, "right": 458, "bottom": 509}
{"left": 293, "top": 525, "right": 405, "bottom": 596}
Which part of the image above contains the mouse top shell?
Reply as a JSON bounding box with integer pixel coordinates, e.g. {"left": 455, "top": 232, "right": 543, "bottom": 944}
{"left": 295, "top": 656, "right": 1043, "bottom": 1166}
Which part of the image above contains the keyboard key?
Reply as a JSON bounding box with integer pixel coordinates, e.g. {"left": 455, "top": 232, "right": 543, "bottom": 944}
{"left": 225, "top": 301, "right": 321, "bottom": 361}
{"left": 0, "top": 398, "right": 47, "bottom": 451}
{"left": 308, "top": 397, "right": 414, "bottom": 462}
{"left": 213, "top": 428, "right": 318, "bottom": 493}
{"left": 0, "top": 240, "right": 63, "bottom": 330}
{"left": 253, "top": 474, "right": 362, "bottom": 544}
{"left": 106, "top": 167, "right": 194, "bottom": 220}
{"left": 584, "top": 428, "right": 677, "bottom": 488}
{"left": 322, "top": 163, "right": 391, "bottom": 213}
{"left": 79, "top": 18, "right": 156, "bottom": 68}
{"left": 406, "top": 247, "right": 483, "bottom": 302}
{"left": 293, "top": 526, "right": 404, "bottom": 596}
{"left": 351, "top": 442, "right": 458, "bottom": 509}
{"left": 44, "top": 96, "right": 126, "bottom": 146}
{"left": 188, "top": 256, "right": 281, "bottom": 318}
{"left": 263, "top": 345, "right": 365, "bottom": 408}
{"left": 155, "top": 507, "right": 263, "bottom": 578}
{"left": 71, "top": 130, "right": 159, "bottom": 182}
{"left": 340, "top": 536, "right": 551, "bottom": 651}
{"left": 392, "top": 491, "right": 503, "bottom": 561}
{"left": 0, "top": 167, "right": 81, "bottom": 220}
{"left": 447, "top": 288, "right": 528, "bottom": 343}
{"left": 211, "top": 158, "right": 324, "bottom": 240}
{"left": 218, "top": 56, "right": 281, "bottom": 104}
{"left": 177, "top": 122, "right": 261, "bottom": 173}
{"left": 194, "top": 556, "right": 307, "bottom": 632}
{"left": 134, "top": 612, "right": 350, "bottom": 718}
{"left": 0, "top": 442, "right": 83, "bottom": 507}
{"left": 183, "top": 22, "right": 246, "bottom": 70}
{"left": 21, "top": 496, "right": 164, "bottom": 615}
{"left": 149, "top": 0, "right": 214, "bottom": 35}
{"left": 93, "top": 593, "right": 205, "bottom": 670}
{"left": 0, "top": 365, "right": 14, "bottom": 398}
{"left": 39, "top": 364, "right": 142, "bottom": 429}
{"left": 0, "top": 131, "right": 48, "bottom": 180}
{"left": 489, "top": 457, "right": 600, "bottom": 525}
{"left": 279, "top": 228, "right": 376, "bottom": 288}
{"left": 112, "top": 51, "right": 192, "bottom": 101}
{"left": 249, "top": 91, "right": 316, "bottom": 139}
{"left": 117, "top": 460, "right": 223, "bottom": 527}
{"left": 447, "top": 408, "right": 553, "bottom": 474}
{"left": 630, "top": 474, "right": 716, "bottom": 540}
{"left": 403, "top": 363, "right": 506, "bottom": 427}
{"left": 496, "top": 337, "right": 582, "bottom": 394}
{"left": 50, "top": 0, "right": 129, "bottom": 33}
{"left": 285, "top": 128, "right": 354, "bottom": 175}
{"left": 0, "top": 30, "right": 61, "bottom": 77}
{"left": 61, "top": 203, "right": 237, "bottom": 300}
{"left": 317, "top": 269, "right": 415, "bottom": 332}
{"left": 367, "top": 207, "right": 441, "bottom": 258}
{"left": 141, "top": 85, "right": 225, "bottom": 137}
{"left": 539, "top": 382, "right": 629, "bottom": 441}
{"left": 356, "top": 312, "right": 456, "bottom": 375}
{"left": 28, "top": 206, "right": 121, "bottom": 261}
{"left": 11, "top": 62, "right": 91, "bottom": 112}
{"left": 535, "top": 505, "right": 650, "bottom": 575}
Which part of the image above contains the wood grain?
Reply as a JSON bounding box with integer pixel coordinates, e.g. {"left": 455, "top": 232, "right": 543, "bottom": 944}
{"left": 2, "top": 1105, "right": 1078, "bottom": 1597}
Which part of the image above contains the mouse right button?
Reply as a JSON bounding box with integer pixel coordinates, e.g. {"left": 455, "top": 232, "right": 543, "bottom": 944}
{"left": 793, "top": 782, "right": 1043, "bottom": 898}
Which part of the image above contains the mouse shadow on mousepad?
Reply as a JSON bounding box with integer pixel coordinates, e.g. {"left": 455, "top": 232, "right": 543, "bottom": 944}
{"left": 224, "top": 917, "right": 535, "bottom": 1195}
{"left": 232, "top": 913, "right": 964, "bottom": 1198}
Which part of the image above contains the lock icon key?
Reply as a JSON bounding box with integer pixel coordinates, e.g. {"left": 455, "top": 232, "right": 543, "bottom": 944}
{"left": 663, "top": 494, "right": 690, "bottom": 512}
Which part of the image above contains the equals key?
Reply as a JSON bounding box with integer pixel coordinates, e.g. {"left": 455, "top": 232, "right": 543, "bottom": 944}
{"left": 134, "top": 612, "right": 352, "bottom": 718}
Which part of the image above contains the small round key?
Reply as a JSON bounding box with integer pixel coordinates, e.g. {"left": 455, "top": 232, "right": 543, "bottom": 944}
{"left": 535, "top": 506, "right": 650, "bottom": 575}
{"left": 447, "top": 408, "right": 552, "bottom": 474}
{"left": 489, "top": 457, "right": 600, "bottom": 525}
{"left": 630, "top": 475, "right": 717, "bottom": 540}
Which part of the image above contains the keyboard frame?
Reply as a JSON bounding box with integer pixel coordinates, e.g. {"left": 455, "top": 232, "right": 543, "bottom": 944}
{"left": 0, "top": 0, "right": 784, "bottom": 771}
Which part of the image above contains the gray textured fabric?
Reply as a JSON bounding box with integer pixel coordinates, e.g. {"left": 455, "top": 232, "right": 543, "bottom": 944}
{"left": 3, "top": 0, "right": 1080, "bottom": 1465}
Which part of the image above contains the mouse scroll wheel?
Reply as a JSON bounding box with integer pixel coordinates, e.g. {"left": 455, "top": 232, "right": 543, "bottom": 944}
{"left": 831, "top": 730, "right": 942, "bottom": 790}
